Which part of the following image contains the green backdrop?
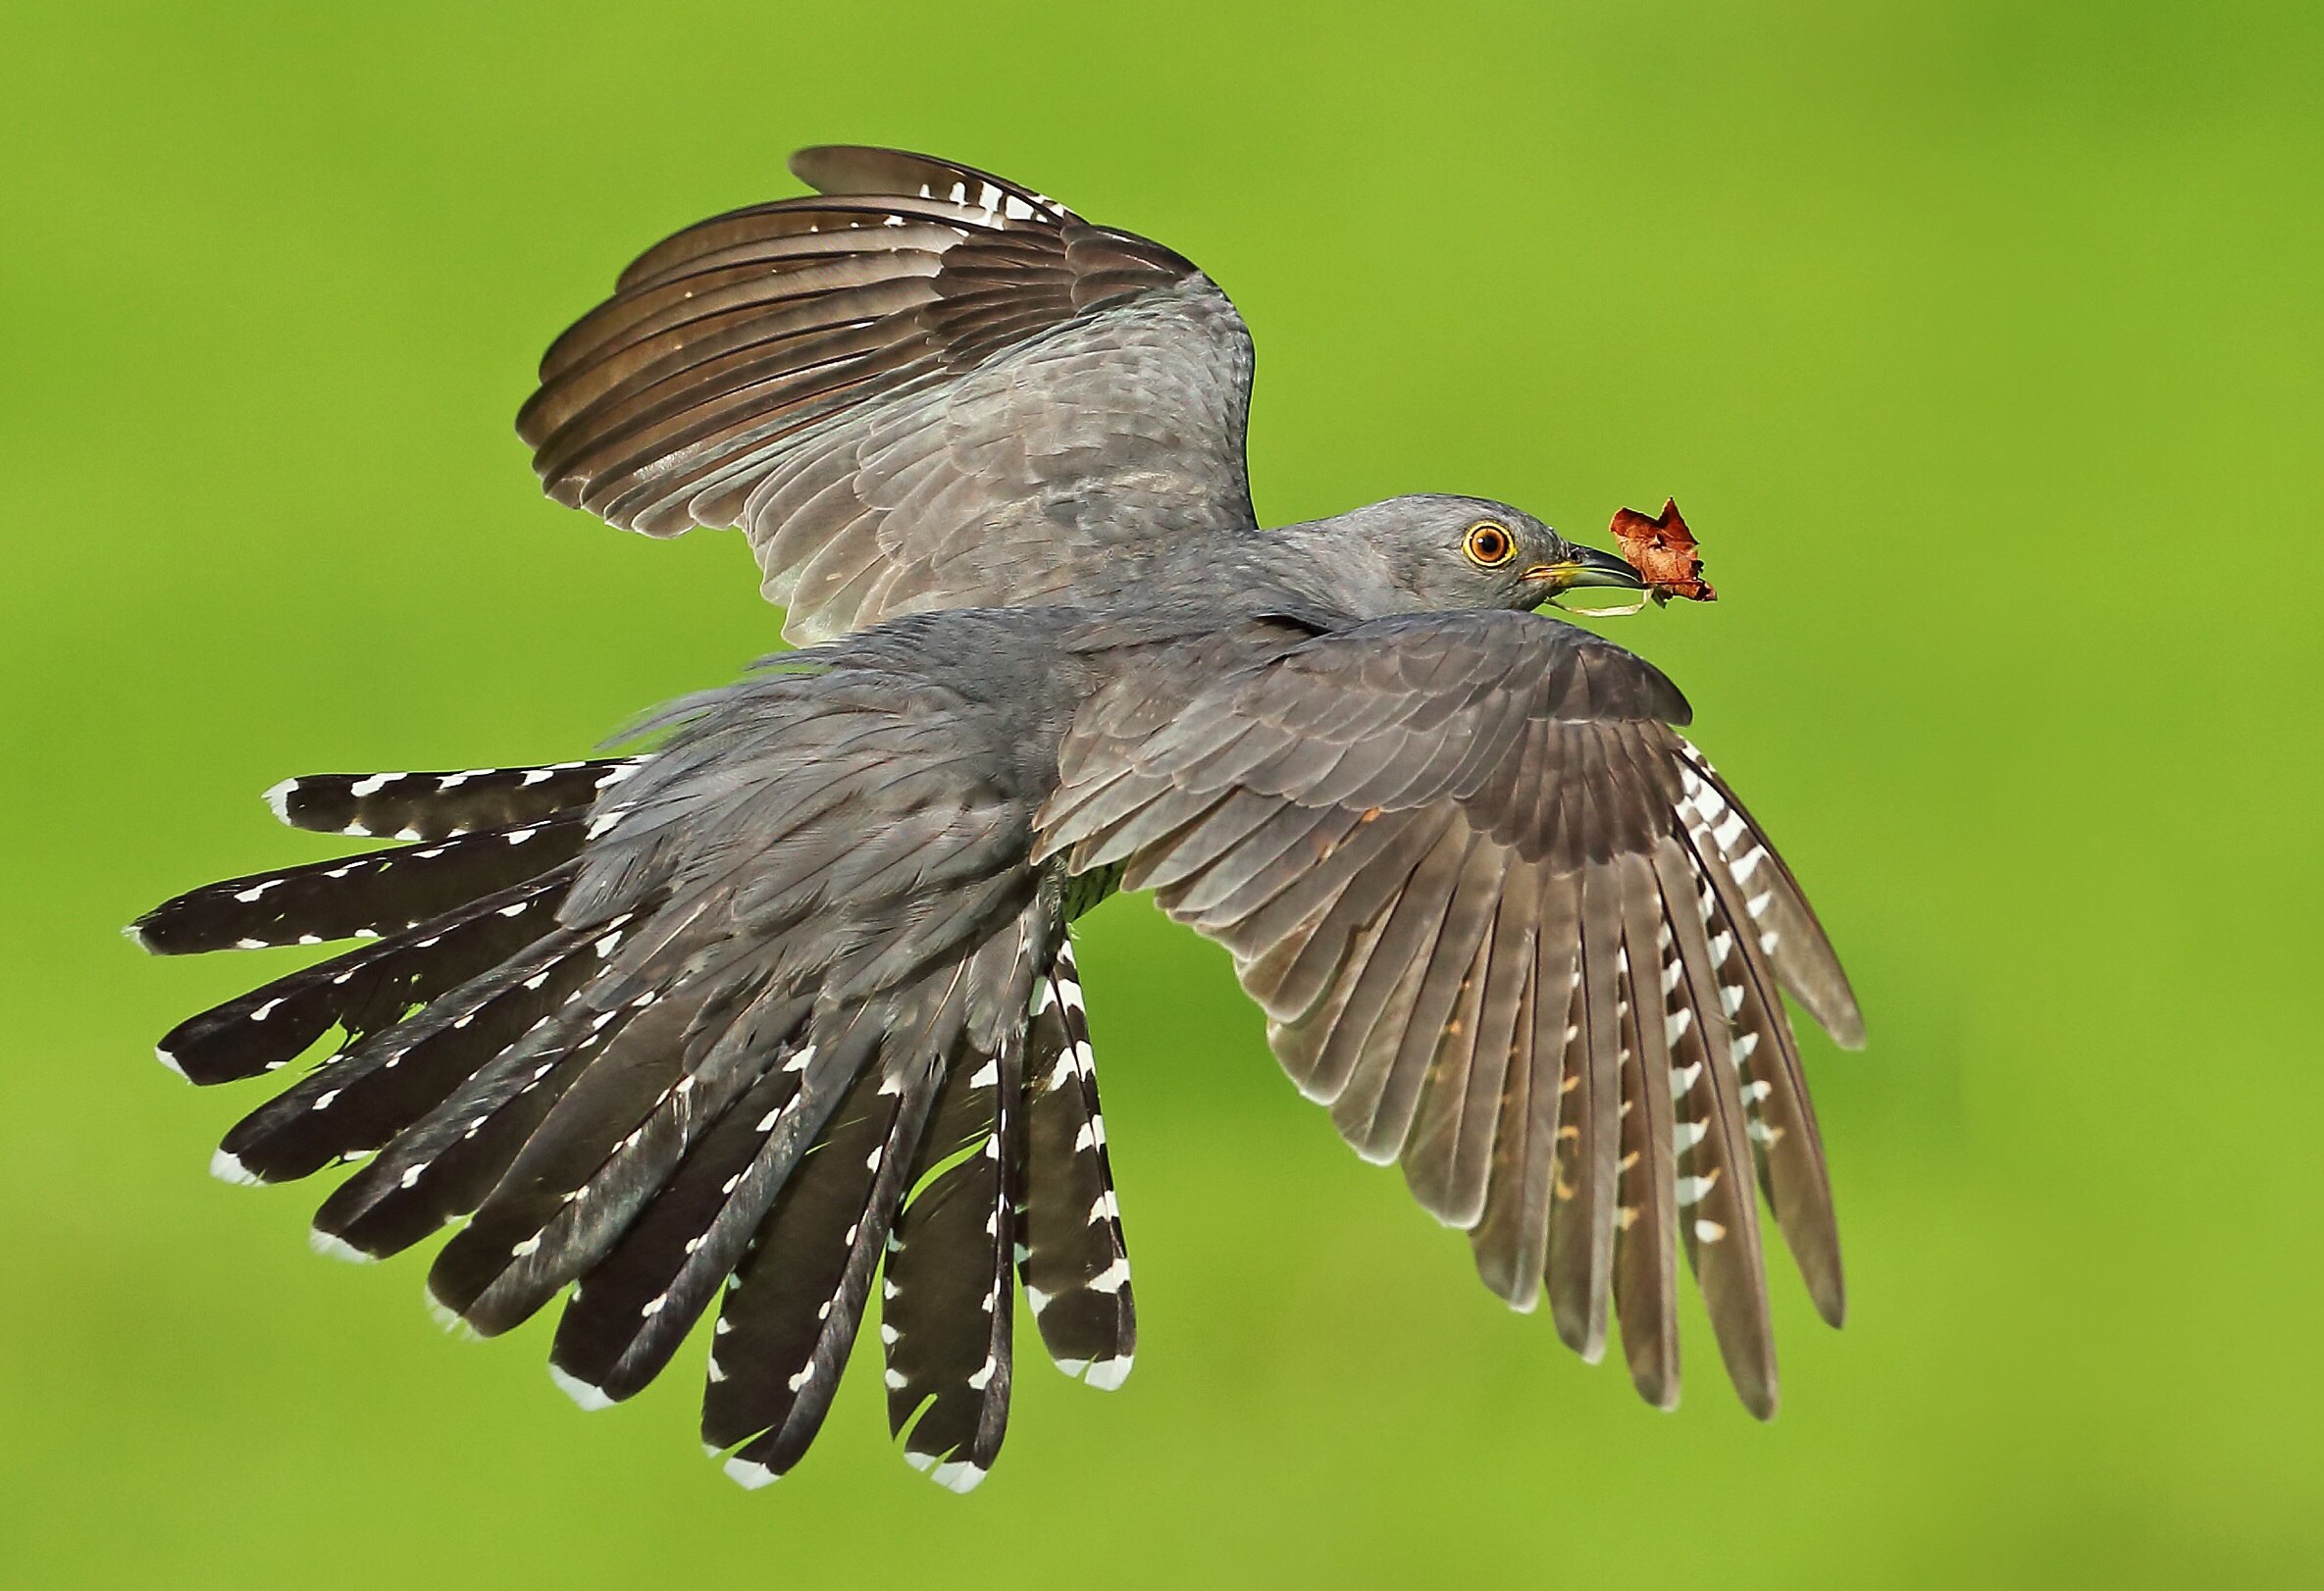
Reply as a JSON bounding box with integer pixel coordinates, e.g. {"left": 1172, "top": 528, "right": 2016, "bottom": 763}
{"left": 4, "top": 2, "right": 2318, "bottom": 1584}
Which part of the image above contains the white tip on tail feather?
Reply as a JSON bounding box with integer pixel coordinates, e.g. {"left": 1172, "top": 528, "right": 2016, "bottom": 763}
{"left": 424, "top": 1291, "right": 479, "bottom": 1339}
{"left": 308, "top": 1228, "right": 375, "bottom": 1263}
{"left": 549, "top": 1363, "right": 615, "bottom": 1411}
{"left": 930, "top": 1459, "right": 988, "bottom": 1494}
{"left": 209, "top": 1148, "right": 261, "bottom": 1186}
{"left": 723, "top": 1457, "right": 779, "bottom": 1490}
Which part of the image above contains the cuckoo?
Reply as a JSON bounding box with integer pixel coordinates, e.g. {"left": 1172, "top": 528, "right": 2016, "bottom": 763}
{"left": 135, "top": 147, "right": 1865, "bottom": 1493}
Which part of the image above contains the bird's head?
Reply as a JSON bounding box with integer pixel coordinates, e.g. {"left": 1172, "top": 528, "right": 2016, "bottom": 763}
{"left": 1318, "top": 494, "right": 1645, "bottom": 615}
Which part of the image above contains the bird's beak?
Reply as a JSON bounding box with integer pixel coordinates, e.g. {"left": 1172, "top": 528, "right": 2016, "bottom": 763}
{"left": 1522, "top": 545, "right": 1647, "bottom": 593}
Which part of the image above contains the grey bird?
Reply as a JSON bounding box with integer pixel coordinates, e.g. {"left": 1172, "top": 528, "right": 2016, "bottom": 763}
{"left": 135, "top": 146, "right": 1865, "bottom": 1492}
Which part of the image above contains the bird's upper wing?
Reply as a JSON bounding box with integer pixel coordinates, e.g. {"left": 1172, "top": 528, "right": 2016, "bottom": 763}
{"left": 519, "top": 147, "right": 1258, "bottom": 643}
{"left": 1038, "top": 611, "right": 1864, "bottom": 1416}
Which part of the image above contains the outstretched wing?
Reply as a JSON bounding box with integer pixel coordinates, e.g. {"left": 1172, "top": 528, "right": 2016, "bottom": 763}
{"left": 1038, "top": 611, "right": 1864, "bottom": 1417}
{"left": 519, "top": 146, "right": 1258, "bottom": 643}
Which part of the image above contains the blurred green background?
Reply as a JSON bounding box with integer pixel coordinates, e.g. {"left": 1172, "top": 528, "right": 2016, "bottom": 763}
{"left": 4, "top": 1, "right": 2319, "bottom": 1584}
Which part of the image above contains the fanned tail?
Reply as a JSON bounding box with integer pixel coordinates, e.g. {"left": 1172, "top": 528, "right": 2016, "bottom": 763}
{"left": 140, "top": 647, "right": 1150, "bottom": 1493}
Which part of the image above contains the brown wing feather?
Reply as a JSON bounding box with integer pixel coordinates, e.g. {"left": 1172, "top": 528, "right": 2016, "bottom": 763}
{"left": 522, "top": 146, "right": 1256, "bottom": 643}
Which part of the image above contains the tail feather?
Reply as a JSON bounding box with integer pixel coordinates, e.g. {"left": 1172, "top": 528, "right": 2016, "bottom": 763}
{"left": 265, "top": 760, "right": 641, "bottom": 842}
{"left": 704, "top": 1059, "right": 938, "bottom": 1488}
{"left": 1017, "top": 939, "right": 1134, "bottom": 1386}
{"left": 130, "top": 818, "right": 586, "bottom": 956}
{"left": 155, "top": 870, "right": 575, "bottom": 1085}
{"left": 217, "top": 925, "right": 599, "bottom": 1186}
{"left": 141, "top": 665, "right": 1148, "bottom": 1490}
{"left": 883, "top": 1023, "right": 1022, "bottom": 1491}
{"left": 308, "top": 940, "right": 653, "bottom": 1259}
{"left": 429, "top": 966, "right": 782, "bottom": 1335}
{"left": 546, "top": 1046, "right": 815, "bottom": 1406}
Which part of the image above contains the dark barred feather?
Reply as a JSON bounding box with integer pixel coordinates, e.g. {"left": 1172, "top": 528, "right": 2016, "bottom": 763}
{"left": 427, "top": 962, "right": 781, "bottom": 1335}
{"left": 132, "top": 816, "right": 585, "bottom": 955}
{"left": 265, "top": 761, "right": 641, "bottom": 842}
{"left": 219, "top": 923, "right": 598, "bottom": 1188}
{"left": 160, "top": 870, "right": 575, "bottom": 1088}
{"left": 547, "top": 1042, "right": 817, "bottom": 1408}
{"left": 706, "top": 1063, "right": 938, "bottom": 1489}
{"left": 882, "top": 1030, "right": 1022, "bottom": 1491}
{"left": 1017, "top": 940, "right": 1134, "bottom": 1384}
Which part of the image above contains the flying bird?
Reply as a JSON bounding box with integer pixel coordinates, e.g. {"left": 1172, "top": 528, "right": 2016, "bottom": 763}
{"left": 134, "top": 146, "right": 1864, "bottom": 1493}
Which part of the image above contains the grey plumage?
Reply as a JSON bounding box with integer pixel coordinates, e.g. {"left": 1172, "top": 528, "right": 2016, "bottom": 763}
{"left": 138, "top": 146, "right": 1863, "bottom": 1490}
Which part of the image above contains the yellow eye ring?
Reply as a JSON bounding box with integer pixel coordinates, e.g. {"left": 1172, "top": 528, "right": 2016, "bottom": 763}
{"left": 1463, "top": 521, "right": 1517, "bottom": 569}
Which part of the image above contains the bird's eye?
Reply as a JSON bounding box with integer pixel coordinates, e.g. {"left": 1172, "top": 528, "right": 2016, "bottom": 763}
{"left": 1463, "top": 522, "right": 1516, "bottom": 569}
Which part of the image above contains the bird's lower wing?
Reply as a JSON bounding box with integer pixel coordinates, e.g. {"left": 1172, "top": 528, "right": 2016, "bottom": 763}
{"left": 519, "top": 146, "right": 1258, "bottom": 644}
{"left": 1038, "top": 611, "right": 1863, "bottom": 1417}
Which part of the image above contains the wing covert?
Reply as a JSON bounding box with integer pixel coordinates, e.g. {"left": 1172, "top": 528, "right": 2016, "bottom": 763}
{"left": 520, "top": 146, "right": 1258, "bottom": 643}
